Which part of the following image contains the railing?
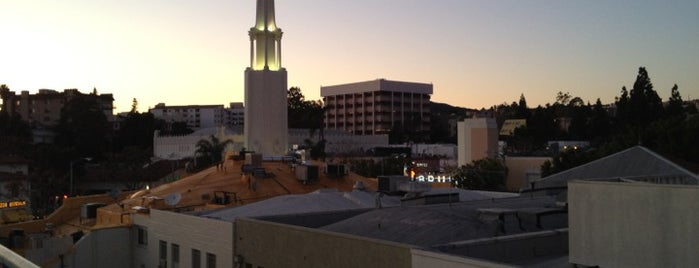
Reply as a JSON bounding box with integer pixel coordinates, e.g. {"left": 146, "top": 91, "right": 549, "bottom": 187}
{"left": 0, "top": 244, "right": 40, "bottom": 268}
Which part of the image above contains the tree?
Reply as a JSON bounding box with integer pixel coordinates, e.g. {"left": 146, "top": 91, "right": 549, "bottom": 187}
{"left": 287, "top": 87, "right": 324, "bottom": 130}
{"left": 665, "top": 84, "right": 684, "bottom": 118}
{"left": 54, "top": 97, "right": 109, "bottom": 159}
{"left": 114, "top": 111, "right": 157, "bottom": 152}
{"left": 516, "top": 94, "right": 530, "bottom": 118}
{"left": 615, "top": 85, "right": 629, "bottom": 121}
{"left": 587, "top": 98, "right": 612, "bottom": 146}
{"left": 130, "top": 98, "right": 139, "bottom": 113}
{"left": 453, "top": 158, "right": 507, "bottom": 191}
{"left": 195, "top": 135, "right": 232, "bottom": 168}
{"left": 0, "top": 110, "right": 32, "bottom": 154}
{"left": 567, "top": 98, "right": 590, "bottom": 140}
{"left": 628, "top": 67, "right": 663, "bottom": 127}
{"left": 541, "top": 148, "right": 597, "bottom": 177}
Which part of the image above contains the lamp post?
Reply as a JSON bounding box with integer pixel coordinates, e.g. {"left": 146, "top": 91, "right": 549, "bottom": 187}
{"left": 70, "top": 157, "right": 92, "bottom": 196}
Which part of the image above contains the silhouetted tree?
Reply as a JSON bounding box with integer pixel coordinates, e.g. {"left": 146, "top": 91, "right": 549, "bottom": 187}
{"left": 567, "top": 97, "right": 590, "bottom": 140}
{"left": 628, "top": 67, "right": 664, "bottom": 127}
{"left": 0, "top": 110, "right": 32, "bottom": 154}
{"left": 516, "top": 93, "right": 530, "bottom": 119}
{"left": 115, "top": 111, "right": 156, "bottom": 152}
{"left": 287, "top": 87, "right": 324, "bottom": 130}
{"left": 453, "top": 158, "right": 507, "bottom": 191}
{"left": 130, "top": 98, "right": 139, "bottom": 113}
{"left": 195, "top": 135, "right": 232, "bottom": 168}
{"left": 587, "top": 98, "right": 612, "bottom": 146}
{"left": 665, "top": 84, "right": 684, "bottom": 118}
{"left": 54, "top": 97, "right": 109, "bottom": 159}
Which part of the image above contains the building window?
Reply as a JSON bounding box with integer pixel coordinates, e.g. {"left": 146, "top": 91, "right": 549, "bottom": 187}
{"left": 159, "top": 240, "right": 167, "bottom": 268}
{"left": 192, "top": 249, "right": 201, "bottom": 268}
{"left": 136, "top": 226, "right": 147, "bottom": 245}
{"left": 206, "top": 253, "right": 216, "bottom": 268}
{"left": 171, "top": 244, "right": 180, "bottom": 268}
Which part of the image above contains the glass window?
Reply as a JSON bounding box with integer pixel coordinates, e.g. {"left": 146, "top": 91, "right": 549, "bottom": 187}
{"left": 159, "top": 241, "right": 167, "bottom": 268}
{"left": 171, "top": 244, "right": 179, "bottom": 268}
{"left": 206, "top": 253, "right": 216, "bottom": 268}
{"left": 137, "top": 227, "right": 147, "bottom": 245}
{"left": 192, "top": 249, "right": 201, "bottom": 268}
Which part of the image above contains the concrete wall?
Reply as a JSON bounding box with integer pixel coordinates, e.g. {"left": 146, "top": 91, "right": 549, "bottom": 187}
{"left": 24, "top": 235, "right": 72, "bottom": 267}
{"left": 73, "top": 227, "right": 131, "bottom": 268}
{"left": 153, "top": 130, "right": 243, "bottom": 160}
{"left": 569, "top": 181, "right": 699, "bottom": 267}
{"left": 411, "top": 249, "right": 514, "bottom": 268}
{"left": 235, "top": 217, "right": 412, "bottom": 268}
{"left": 412, "top": 143, "right": 457, "bottom": 158}
{"left": 433, "top": 229, "right": 568, "bottom": 265}
{"left": 289, "top": 129, "right": 389, "bottom": 154}
{"left": 132, "top": 209, "right": 234, "bottom": 268}
{"left": 504, "top": 157, "right": 550, "bottom": 192}
{"left": 245, "top": 69, "right": 288, "bottom": 156}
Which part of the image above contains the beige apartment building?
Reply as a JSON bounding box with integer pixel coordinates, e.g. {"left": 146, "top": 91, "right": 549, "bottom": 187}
{"left": 321, "top": 79, "right": 433, "bottom": 136}
{"left": 0, "top": 88, "right": 114, "bottom": 126}
{"left": 457, "top": 117, "right": 499, "bottom": 166}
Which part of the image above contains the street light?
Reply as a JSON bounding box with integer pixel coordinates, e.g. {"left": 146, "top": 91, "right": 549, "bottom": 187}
{"left": 70, "top": 157, "right": 92, "bottom": 196}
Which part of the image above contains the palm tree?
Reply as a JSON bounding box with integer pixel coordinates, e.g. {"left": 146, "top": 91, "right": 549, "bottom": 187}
{"left": 195, "top": 135, "right": 232, "bottom": 168}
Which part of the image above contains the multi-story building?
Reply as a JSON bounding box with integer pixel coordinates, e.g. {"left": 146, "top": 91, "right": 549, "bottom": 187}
{"left": 321, "top": 79, "right": 433, "bottom": 136}
{"left": 149, "top": 103, "right": 225, "bottom": 130}
{"left": 0, "top": 88, "right": 114, "bottom": 126}
{"left": 225, "top": 102, "right": 245, "bottom": 127}
{"left": 457, "top": 117, "right": 499, "bottom": 166}
{"left": 150, "top": 103, "right": 245, "bottom": 131}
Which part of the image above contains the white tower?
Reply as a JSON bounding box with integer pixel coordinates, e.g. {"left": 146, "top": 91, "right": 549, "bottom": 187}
{"left": 244, "top": 0, "right": 288, "bottom": 155}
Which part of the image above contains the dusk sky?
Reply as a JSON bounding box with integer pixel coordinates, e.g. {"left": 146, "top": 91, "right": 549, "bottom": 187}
{"left": 1, "top": 0, "right": 697, "bottom": 113}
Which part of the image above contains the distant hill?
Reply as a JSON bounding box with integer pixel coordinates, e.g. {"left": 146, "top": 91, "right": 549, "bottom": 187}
{"left": 429, "top": 102, "right": 477, "bottom": 143}
{"left": 430, "top": 102, "right": 474, "bottom": 117}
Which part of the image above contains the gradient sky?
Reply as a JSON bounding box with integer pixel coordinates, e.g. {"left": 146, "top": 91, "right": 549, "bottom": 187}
{"left": 1, "top": 0, "right": 698, "bottom": 113}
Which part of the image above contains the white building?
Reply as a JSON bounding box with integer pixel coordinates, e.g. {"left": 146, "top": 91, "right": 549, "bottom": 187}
{"left": 288, "top": 129, "right": 389, "bottom": 154}
{"left": 153, "top": 127, "right": 243, "bottom": 160}
{"left": 225, "top": 102, "right": 245, "bottom": 127}
{"left": 154, "top": 128, "right": 389, "bottom": 160}
{"left": 149, "top": 103, "right": 224, "bottom": 130}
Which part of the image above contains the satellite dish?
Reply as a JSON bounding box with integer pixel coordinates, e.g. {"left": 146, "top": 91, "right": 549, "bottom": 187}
{"left": 164, "top": 193, "right": 182, "bottom": 207}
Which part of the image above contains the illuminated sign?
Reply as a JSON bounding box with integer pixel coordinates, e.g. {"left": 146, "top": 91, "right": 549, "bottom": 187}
{"left": 0, "top": 200, "right": 27, "bottom": 209}
{"left": 413, "top": 174, "right": 453, "bottom": 183}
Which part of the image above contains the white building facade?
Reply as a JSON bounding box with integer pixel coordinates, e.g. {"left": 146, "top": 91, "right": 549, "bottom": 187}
{"left": 149, "top": 104, "right": 225, "bottom": 130}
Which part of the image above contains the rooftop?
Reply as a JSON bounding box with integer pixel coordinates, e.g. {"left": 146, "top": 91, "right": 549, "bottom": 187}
{"left": 93, "top": 156, "right": 381, "bottom": 228}
{"left": 532, "top": 146, "right": 699, "bottom": 190}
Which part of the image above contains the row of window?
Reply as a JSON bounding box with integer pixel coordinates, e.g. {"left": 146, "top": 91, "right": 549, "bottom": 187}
{"left": 159, "top": 240, "right": 216, "bottom": 268}
{"left": 137, "top": 227, "right": 216, "bottom": 268}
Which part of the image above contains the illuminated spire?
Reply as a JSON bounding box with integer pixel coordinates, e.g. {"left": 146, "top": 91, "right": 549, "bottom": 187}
{"left": 255, "top": 0, "right": 277, "bottom": 32}
{"left": 249, "top": 0, "right": 282, "bottom": 71}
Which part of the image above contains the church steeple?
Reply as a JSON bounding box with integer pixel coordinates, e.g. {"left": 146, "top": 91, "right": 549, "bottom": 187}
{"left": 244, "top": 0, "right": 289, "bottom": 156}
{"left": 249, "top": 0, "right": 283, "bottom": 71}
